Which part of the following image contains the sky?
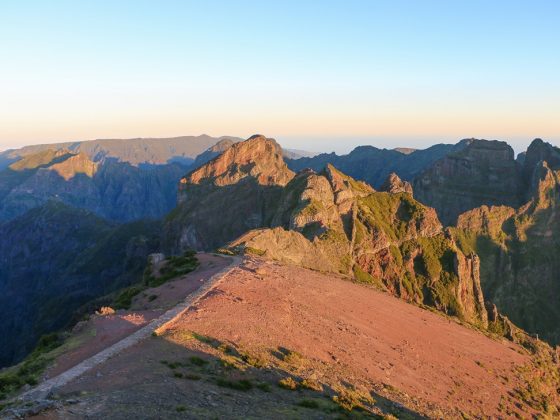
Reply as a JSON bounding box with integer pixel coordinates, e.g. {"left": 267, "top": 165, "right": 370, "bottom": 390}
{"left": 1, "top": 0, "right": 559, "bottom": 154}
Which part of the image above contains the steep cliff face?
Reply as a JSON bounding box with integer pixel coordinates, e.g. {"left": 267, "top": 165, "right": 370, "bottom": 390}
{"left": 454, "top": 153, "right": 560, "bottom": 343}
{"left": 0, "top": 150, "right": 188, "bottom": 222}
{"left": 413, "top": 139, "right": 523, "bottom": 225}
{"left": 164, "top": 135, "right": 295, "bottom": 251}
{"left": 0, "top": 202, "right": 161, "bottom": 367}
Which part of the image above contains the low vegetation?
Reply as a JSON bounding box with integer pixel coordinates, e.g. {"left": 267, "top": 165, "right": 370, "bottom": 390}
{"left": 113, "top": 250, "right": 199, "bottom": 310}
{"left": 0, "top": 332, "right": 64, "bottom": 400}
{"left": 144, "top": 250, "right": 199, "bottom": 288}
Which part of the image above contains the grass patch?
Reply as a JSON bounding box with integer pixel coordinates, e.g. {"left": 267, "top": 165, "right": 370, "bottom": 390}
{"left": 332, "top": 388, "right": 375, "bottom": 412}
{"left": 256, "top": 382, "right": 271, "bottom": 392}
{"left": 278, "top": 377, "right": 298, "bottom": 390}
{"left": 216, "top": 378, "right": 253, "bottom": 391}
{"left": 189, "top": 356, "right": 208, "bottom": 367}
{"left": 0, "top": 332, "right": 64, "bottom": 399}
{"left": 240, "top": 351, "right": 267, "bottom": 368}
{"left": 113, "top": 286, "right": 143, "bottom": 310}
{"left": 298, "top": 399, "right": 320, "bottom": 409}
{"left": 301, "top": 378, "right": 323, "bottom": 392}
{"left": 147, "top": 250, "right": 199, "bottom": 287}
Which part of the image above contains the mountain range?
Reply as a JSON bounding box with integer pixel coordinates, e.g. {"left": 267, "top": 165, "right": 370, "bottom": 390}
{"left": 1, "top": 133, "right": 559, "bottom": 417}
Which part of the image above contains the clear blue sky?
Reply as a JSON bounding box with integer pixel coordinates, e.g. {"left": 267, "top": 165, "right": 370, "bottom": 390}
{"left": 1, "top": 0, "right": 559, "bottom": 154}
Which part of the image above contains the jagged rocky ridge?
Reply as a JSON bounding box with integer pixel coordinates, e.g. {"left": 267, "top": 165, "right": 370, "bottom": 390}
{"left": 167, "top": 135, "right": 491, "bottom": 328}
{"left": 0, "top": 137, "right": 313, "bottom": 223}
{"left": 413, "top": 139, "right": 524, "bottom": 225}
{"left": 285, "top": 141, "right": 468, "bottom": 189}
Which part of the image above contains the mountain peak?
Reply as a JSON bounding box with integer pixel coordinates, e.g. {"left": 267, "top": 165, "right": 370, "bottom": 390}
{"left": 180, "top": 135, "right": 294, "bottom": 190}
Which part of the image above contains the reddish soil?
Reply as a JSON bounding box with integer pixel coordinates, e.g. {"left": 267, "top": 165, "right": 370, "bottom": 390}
{"left": 164, "top": 257, "right": 530, "bottom": 417}
{"left": 132, "top": 253, "right": 229, "bottom": 310}
{"left": 47, "top": 311, "right": 162, "bottom": 377}
{"left": 34, "top": 256, "right": 536, "bottom": 418}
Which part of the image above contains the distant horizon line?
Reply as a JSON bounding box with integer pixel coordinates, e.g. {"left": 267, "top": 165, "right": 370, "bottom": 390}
{"left": 1, "top": 133, "right": 557, "bottom": 156}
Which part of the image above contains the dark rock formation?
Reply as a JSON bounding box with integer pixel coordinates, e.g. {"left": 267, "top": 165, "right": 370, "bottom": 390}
{"left": 286, "top": 142, "right": 465, "bottom": 189}
{"left": 380, "top": 173, "right": 413, "bottom": 195}
{"left": 453, "top": 143, "right": 560, "bottom": 344}
{"left": 413, "top": 139, "right": 523, "bottom": 225}
{"left": 164, "top": 135, "right": 295, "bottom": 251}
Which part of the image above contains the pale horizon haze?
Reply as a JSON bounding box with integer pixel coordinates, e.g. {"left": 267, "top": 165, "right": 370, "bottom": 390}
{"left": 1, "top": 1, "right": 559, "bottom": 154}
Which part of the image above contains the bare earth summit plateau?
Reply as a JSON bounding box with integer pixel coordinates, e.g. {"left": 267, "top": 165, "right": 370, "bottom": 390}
{"left": 29, "top": 256, "right": 536, "bottom": 419}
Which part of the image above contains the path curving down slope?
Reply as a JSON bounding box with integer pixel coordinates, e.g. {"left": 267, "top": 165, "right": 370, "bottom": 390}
{"left": 19, "top": 255, "right": 241, "bottom": 402}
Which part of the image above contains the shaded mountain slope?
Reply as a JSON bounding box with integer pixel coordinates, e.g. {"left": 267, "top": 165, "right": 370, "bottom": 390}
{"left": 0, "top": 202, "right": 160, "bottom": 367}
{"left": 285, "top": 141, "right": 465, "bottom": 189}
{"left": 0, "top": 150, "right": 188, "bottom": 222}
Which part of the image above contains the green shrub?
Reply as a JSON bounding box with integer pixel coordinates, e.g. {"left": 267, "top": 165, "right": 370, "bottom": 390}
{"left": 188, "top": 356, "right": 208, "bottom": 366}
{"left": 278, "top": 377, "right": 298, "bottom": 390}
{"left": 147, "top": 250, "right": 199, "bottom": 287}
{"left": 216, "top": 378, "right": 253, "bottom": 391}
{"left": 114, "top": 286, "right": 143, "bottom": 309}
{"left": 298, "top": 399, "right": 320, "bottom": 409}
{"left": 0, "top": 332, "right": 64, "bottom": 398}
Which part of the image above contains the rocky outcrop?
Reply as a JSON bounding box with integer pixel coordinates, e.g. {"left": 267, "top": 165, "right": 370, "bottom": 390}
{"left": 179, "top": 134, "right": 294, "bottom": 193}
{"left": 190, "top": 138, "right": 235, "bottom": 169}
{"left": 454, "top": 157, "right": 560, "bottom": 344}
{"left": 380, "top": 173, "right": 413, "bottom": 195}
{"left": 413, "top": 139, "right": 523, "bottom": 225}
{"left": 455, "top": 253, "right": 488, "bottom": 327}
{"left": 522, "top": 138, "right": 560, "bottom": 190}
{"left": 165, "top": 135, "right": 295, "bottom": 251}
